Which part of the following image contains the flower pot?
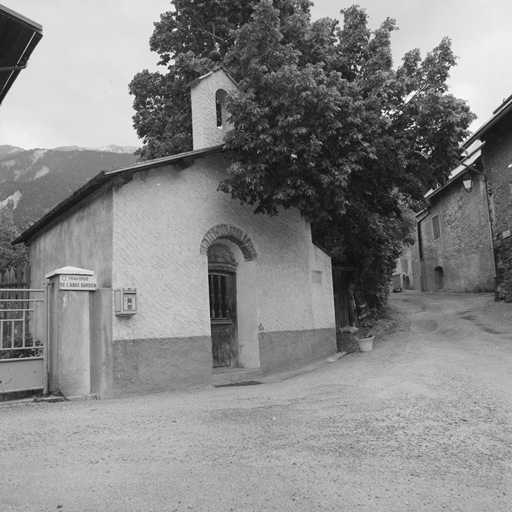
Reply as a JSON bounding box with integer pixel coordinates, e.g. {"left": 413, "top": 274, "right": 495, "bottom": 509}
{"left": 357, "top": 336, "right": 374, "bottom": 352}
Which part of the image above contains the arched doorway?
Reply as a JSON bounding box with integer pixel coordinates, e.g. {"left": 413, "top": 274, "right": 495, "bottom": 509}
{"left": 201, "top": 224, "right": 260, "bottom": 370}
{"left": 208, "top": 244, "right": 238, "bottom": 368}
{"left": 434, "top": 266, "right": 444, "bottom": 290}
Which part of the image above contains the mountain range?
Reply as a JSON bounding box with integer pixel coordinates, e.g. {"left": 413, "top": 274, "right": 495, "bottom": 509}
{"left": 0, "top": 145, "right": 138, "bottom": 228}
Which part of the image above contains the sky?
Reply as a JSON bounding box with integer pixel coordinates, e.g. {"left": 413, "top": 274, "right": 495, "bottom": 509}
{"left": 1, "top": 0, "right": 511, "bottom": 151}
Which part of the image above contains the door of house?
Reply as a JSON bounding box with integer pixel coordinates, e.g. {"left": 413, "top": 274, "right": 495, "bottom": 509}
{"left": 332, "top": 264, "right": 356, "bottom": 329}
{"left": 434, "top": 266, "right": 444, "bottom": 290}
{"left": 207, "top": 244, "right": 238, "bottom": 368}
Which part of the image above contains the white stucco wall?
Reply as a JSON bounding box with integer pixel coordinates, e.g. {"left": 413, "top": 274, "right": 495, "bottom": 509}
{"left": 310, "top": 245, "right": 336, "bottom": 330}
{"left": 27, "top": 189, "right": 114, "bottom": 395}
{"left": 111, "top": 153, "right": 332, "bottom": 342}
{"left": 28, "top": 188, "right": 114, "bottom": 289}
{"left": 23, "top": 150, "right": 336, "bottom": 395}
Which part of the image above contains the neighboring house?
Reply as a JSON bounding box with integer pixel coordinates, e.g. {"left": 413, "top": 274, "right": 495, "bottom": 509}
{"left": 396, "top": 92, "right": 512, "bottom": 296}
{"left": 391, "top": 243, "right": 415, "bottom": 292}
{"left": 0, "top": 5, "right": 42, "bottom": 105}
{"left": 412, "top": 155, "right": 495, "bottom": 293}
{"left": 13, "top": 67, "right": 336, "bottom": 398}
{"left": 463, "top": 95, "right": 512, "bottom": 301}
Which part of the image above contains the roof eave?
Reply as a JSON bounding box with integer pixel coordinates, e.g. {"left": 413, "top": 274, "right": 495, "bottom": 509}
{"left": 0, "top": 4, "right": 42, "bottom": 33}
{"left": 189, "top": 64, "right": 238, "bottom": 89}
{"left": 463, "top": 100, "right": 512, "bottom": 149}
{"left": 0, "top": 31, "right": 43, "bottom": 104}
{"left": 0, "top": 4, "right": 43, "bottom": 104}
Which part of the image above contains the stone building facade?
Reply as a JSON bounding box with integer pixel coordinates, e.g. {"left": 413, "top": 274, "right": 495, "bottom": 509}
{"left": 14, "top": 67, "right": 337, "bottom": 397}
{"left": 414, "top": 169, "right": 495, "bottom": 293}
{"left": 464, "top": 99, "right": 512, "bottom": 301}
{"left": 391, "top": 243, "right": 416, "bottom": 291}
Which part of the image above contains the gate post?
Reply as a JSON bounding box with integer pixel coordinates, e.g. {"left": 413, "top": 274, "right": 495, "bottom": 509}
{"left": 46, "top": 266, "right": 97, "bottom": 397}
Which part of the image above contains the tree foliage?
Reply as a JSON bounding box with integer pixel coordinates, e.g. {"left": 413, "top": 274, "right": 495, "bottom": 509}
{"left": 129, "top": 0, "right": 256, "bottom": 159}
{"left": 130, "top": 1, "right": 475, "bottom": 308}
{"left": 0, "top": 205, "right": 28, "bottom": 269}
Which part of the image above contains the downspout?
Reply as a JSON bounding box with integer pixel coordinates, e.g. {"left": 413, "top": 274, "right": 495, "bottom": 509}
{"left": 481, "top": 172, "right": 498, "bottom": 299}
{"left": 417, "top": 220, "right": 424, "bottom": 292}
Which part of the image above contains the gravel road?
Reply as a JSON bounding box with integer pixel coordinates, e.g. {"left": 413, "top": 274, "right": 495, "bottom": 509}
{"left": 1, "top": 291, "right": 511, "bottom": 511}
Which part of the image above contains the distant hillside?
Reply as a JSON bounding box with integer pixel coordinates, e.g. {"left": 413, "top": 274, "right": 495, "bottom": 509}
{"left": 0, "top": 146, "right": 138, "bottom": 228}
{"left": 0, "top": 145, "right": 25, "bottom": 158}
{"left": 53, "top": 144, "right": 138, "bottom": 154}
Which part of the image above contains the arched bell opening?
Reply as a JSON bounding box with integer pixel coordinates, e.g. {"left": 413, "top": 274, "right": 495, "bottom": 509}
{"left": 215, "top": 89, "right": 229, "bottom": 129}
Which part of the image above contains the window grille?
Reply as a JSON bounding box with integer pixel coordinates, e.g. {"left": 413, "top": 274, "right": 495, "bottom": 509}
{"left": 209, "top": 273, "right": 230, "bottom": 321}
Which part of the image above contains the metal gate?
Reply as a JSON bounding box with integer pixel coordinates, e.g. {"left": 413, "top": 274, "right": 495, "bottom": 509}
{"left": 0, "top": 287, "right": 48, "bottom": 395}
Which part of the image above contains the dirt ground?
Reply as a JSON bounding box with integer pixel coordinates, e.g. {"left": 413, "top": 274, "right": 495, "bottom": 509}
{"left": 1, "top": 290, "right": 511, "bottom": 512}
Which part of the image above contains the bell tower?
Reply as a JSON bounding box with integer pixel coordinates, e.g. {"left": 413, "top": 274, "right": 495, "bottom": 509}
{"left": 190, "top": 66, "right": 238, "bottom": 150}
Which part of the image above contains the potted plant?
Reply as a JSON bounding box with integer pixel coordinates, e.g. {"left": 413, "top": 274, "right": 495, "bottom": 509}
{"left": 354, "top": 305, "right": 376, "bottom": 352}
{"left": 356, "top": 334, "right": 374, "bottom": 352}
{"left": 338, "top": 325, "right": 375, "bottom": 353}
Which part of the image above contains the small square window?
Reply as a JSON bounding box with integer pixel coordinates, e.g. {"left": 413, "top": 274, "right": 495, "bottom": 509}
{"left": 432, "top": 214, "right": 441, "bottom": 240}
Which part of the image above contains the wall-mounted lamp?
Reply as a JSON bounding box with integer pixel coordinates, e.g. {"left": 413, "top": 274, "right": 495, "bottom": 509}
{"left": 462, "top": 173, "right": 473, "bottom": 193}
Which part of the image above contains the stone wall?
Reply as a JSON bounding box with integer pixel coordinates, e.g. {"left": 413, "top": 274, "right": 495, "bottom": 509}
{"left": 481, "top": 115, "right": 512, "bottom": 301}
{"left": 418, "top": 174, "right": 494, "bottom": 293}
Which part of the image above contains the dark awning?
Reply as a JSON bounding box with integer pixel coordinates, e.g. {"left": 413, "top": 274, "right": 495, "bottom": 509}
{"left": 0, "top": 4, "right": 43, "bottom": 105}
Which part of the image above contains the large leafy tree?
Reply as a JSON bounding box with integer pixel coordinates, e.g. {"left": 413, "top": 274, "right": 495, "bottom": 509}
{"left": 130, "top": 0, "right": 256, "bottom": 159}
{"left": 130, "top": 1, "right": 475, "bottom": 308}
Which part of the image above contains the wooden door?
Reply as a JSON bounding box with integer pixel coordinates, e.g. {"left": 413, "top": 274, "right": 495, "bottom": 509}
{"left": 332, "top": 265, "right": 356, "bottom": 329}
{"left": 209, "top": 271, "right": 237, "bottom": 367}
{"left": 434, "top": 266, "right": 444, "bottom": 290}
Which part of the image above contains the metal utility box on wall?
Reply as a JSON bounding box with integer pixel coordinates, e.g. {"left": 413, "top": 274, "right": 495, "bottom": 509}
{"left": 114, "top": 288, "right": 137, "bottom": 316}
